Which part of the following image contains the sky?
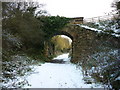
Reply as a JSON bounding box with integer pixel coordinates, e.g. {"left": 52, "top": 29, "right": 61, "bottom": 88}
{"left": 35, "top": 0, "right": 115, "bottom": 18}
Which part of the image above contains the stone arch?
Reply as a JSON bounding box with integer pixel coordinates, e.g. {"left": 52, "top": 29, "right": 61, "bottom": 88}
{"left": 52, "top": 31, "right": 74, "bottom": 40}
{"left": 44, "top": 24, "right": 120, "bottom": 63}
{"left": 45, "top": 30, "right": 74, "bottom": 60}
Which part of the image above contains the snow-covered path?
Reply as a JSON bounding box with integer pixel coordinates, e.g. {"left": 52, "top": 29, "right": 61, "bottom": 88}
{"left": 24, "top": 53, "right": 103, "bottom": 88}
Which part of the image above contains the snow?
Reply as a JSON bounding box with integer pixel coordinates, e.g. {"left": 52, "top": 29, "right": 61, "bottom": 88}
{"left": 78, "top": 24, "right": 120, "bottom": 37}
{"left": 53, "top": 53, "right": 71, "bottom": 61}
{"left": 116, "top": 76, "right": 120, "bottom": 80}
{"left": 23, "top": 53, "right": 104, "bottom": 88}
{"left": 113, "top": 29, "right": 120, "bottom": 33}
{"left": 23, "top": 64, "right": 102, "bottom": 88}
{"left": 80, "top": 25, "right": 102, "bottom": 33}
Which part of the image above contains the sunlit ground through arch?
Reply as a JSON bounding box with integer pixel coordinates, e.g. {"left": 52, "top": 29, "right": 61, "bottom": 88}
{"left": 51, "top": 35, "right": 72, "bottom": 56}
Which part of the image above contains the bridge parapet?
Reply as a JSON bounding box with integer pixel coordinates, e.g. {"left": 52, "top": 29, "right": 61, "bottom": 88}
{"left": 69, "top": 17, "right": 84, "bottom": 24}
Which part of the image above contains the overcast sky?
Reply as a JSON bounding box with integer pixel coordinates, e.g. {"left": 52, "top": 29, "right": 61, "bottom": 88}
{"left": 36, "top": 0, "right": 115, "bottom": 18}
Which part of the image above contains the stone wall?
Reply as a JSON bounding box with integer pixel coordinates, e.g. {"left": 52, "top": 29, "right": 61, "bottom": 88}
{"left": 71, "top": 26, "right": 120, "bottom": 63}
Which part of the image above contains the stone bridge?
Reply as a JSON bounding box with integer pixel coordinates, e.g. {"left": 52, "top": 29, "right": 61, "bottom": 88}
{"left": 46, "top": 24, "right": 120, "bottom": 63}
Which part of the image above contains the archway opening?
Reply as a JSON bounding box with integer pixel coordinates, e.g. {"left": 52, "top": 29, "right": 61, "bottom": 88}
{"left": 48, "top": 34, "right": 73, "bottom": 60}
